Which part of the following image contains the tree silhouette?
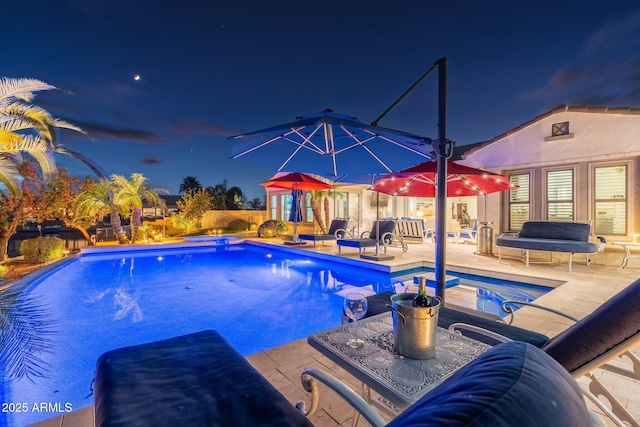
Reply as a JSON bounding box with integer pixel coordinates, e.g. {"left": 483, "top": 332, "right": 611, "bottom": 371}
{"left": 179, "top": 176, "right": 201, "bottom": 194}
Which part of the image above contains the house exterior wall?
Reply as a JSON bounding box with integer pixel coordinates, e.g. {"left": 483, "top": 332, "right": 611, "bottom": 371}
{"left": 461, "top": 106, "right": 640, "bottom": 265}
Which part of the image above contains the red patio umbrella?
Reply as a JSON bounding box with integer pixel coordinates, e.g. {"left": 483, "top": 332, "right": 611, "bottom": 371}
{"left": 371, "top": 160, "right": 515, "bottom": 261}
{"left": 260, "top": 172, "right": 334, "bottom": 191}
{"left": 370, "top": 160, "right": 515, "bottom": 198}
{"left": 260, "top": 172, "right": 333, "bottom": 245}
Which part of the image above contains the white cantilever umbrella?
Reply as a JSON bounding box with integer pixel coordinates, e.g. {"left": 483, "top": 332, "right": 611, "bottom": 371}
{"left": 230, "top": 109, "right": 433, "bottom": 177}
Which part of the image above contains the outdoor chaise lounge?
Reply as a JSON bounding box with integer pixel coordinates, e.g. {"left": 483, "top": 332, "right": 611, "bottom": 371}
{"left": 298, "top": 218, "right": 349, "bottom": 247}
{"left": 93, "top": 331, "right": 605, "bottom": 427}
{"left": 364, "top": 277, "right": 640, "bottom": 427}
{"left": 336, "top": 220, "right": 396, "bottom": 254}
{"left": 94, "top": 330, "right": 314, "bottom": 427}
{"left": 496, "top": 220, "right": 606, "bottom": 271}
{"left": 301, "top": 341, "right": 604, "bottom": 427}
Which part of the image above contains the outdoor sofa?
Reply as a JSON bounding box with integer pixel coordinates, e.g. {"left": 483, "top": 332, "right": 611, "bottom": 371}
{"left": 93, "top": 330, "right": 604, "bottom": 427}
{"left": 495, "top": 221, "right": 605, "bottom": 271}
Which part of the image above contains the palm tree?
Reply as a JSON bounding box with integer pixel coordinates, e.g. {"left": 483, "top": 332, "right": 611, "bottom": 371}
{"left": 179, "top": 176, "right": 201, "bottom": 194}
{"left": 310, "top": 190, "right": 326, "bottom": 232}
{"left": 76, "top": 180, "right": 127, "bottom": 244}
{"left": 211, "top": 180, "right": 228, "bottom": 209}
{"left": 246, "top": 197, "right": 264, "bottom": 210}
{"left": 323, "top": 187, "right": 337, "bottom": 231}
{"left": 225, "top": 185, "right": 244, "bottom": 209}
{"left": 112, "top": 173, "right": 164, "bottom": 243}
{"left": 0, "top": 77, "right": 103, "bottom": 193}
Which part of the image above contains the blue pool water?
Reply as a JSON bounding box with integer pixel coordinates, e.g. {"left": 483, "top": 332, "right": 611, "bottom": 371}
{"left": 1, "top": 243, "right": 550, "bottom": 427}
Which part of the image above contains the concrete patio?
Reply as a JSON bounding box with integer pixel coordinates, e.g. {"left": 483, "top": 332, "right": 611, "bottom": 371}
{"left": 28, "top": 237, "right": 640, "bottom": 427}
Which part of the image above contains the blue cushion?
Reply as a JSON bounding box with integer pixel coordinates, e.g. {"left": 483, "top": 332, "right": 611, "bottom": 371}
{"left": 518, "top": 221, "right": 590, "bottom": 241}
{"left": 387, "top": 341, "right": 594, "bottom": 427}
{"left": 543, "top": 278, "right": 640, "bottom": 374}
{"left": 337, "top": 238, "right": 377, "bottom": 248}
{"left": 298, "top": 233, "right": 339, "bottom": 241}
{"left": 94, "top": 330, "right": 313, "bottom": 427}
{"left": 496, "top": 237, "right": 598, "bottom": 253}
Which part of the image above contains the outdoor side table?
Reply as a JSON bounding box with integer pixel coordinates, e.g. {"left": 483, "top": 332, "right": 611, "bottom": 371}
{"left": 307, "top": 312, "right": 491, "bottom": 411}
{"left": 612, "top": 241, "right": 640, "bottom": 270}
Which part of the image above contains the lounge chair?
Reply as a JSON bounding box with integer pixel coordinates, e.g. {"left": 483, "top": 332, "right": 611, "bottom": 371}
{"left": 362, "top": 279, "right": 640, "bottom": 426}
{"left": 298, "top": 218, "right": 349, "bottom": 247}
{"left": 447, "top": 278, "right": 640, "bottom": 427}
{"left": 93, "top": 330, "right": 313, "bottom": 427}
{"left": 336, "top": 220, "right": 396, "bottom": 255}
{"left": 300, "top": 341, "right": 605, "bottom": 427}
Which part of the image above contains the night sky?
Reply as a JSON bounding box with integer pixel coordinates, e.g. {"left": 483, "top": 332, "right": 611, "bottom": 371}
{"left": 4, "top": 1, "right": 640, "bottom": 200}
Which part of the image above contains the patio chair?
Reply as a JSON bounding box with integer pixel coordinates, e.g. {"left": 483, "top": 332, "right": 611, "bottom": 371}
{"left": 361, "top": 280, "right": 640, "bottom": 426}
{"left": 445, "top": 277, "right": 640, "bottom": 427}
{"left": 336, "top": 220, "right": 397, "bottom": 255}
{"left": 299, "top": 341, "right": 605, "bottom": 427}
{"left": 458, "top": 219, "right": 478, "bottom": 243}
{"left": 298, "top": 218, "right": 349, "bottom": 247}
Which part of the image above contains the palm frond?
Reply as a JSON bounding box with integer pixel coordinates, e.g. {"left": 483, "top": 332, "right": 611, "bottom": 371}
{"left": 0, "top": 118, "right": 42, "bottom": 133}
{"left": 0, "top": 286, "right": 57, "bottom": 381}
{"left": 0, "top": 129, "right": 23, "bottom": 147}
{"left": 0, "top": 154, "right": 21, "bottom": 195}
{"left": 6, "top": 135, "right": 56, "bottom": 178}
{"left": 51, "top": 118, "right": 85, "bottom": 135}
{"left": 75, "top": 182, "right": 113, "bottom": 218}
{"left": 0, "top": 77, "right": 57, "bottom": 103}
{"left": 55, "top": 146, "right": 108, "bottom": 180}
{"left": 0, "top": 101, "right": 56, "bottom": 144}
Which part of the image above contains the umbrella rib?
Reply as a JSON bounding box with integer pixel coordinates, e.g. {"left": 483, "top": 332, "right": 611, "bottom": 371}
{"left": 282, "top": 135, "right": 324, "bottom": 154}
{"left": 231, "top": 135, "right": 284, "bottom": 158}
{"left": 359, "top": 144, "right": 394, "bottom": 173}
{"left": 339, "top": 126, "right": 433, "bottom": 159}
{"left": 291, "top": 125, "right": 326, "bottom": 153}
{"left": 277, "top": 143, "right": 308, "bottom": 172}
{"left": 333, "top": 135, "right": 377, "bottom": 155}
{"left": 374, "top": 134, "right": 433, "bottom": 158}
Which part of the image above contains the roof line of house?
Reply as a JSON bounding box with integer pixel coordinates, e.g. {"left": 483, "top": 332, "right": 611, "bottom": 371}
{"left": 461, "top": 104, "right": 640, "bottom": 158}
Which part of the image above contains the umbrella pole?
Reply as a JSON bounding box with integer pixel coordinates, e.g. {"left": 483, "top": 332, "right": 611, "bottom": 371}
{"left": 294, "top": 185, "right": 301, "bottom": 242}
{"left": 284, "top": 184, "right": 306, "bottom": 246}
{"left": 434, "top": 57, "right": 448, "bottom": 304}
{"left": 375, "top": 192, "right": 380, "bottom": 255}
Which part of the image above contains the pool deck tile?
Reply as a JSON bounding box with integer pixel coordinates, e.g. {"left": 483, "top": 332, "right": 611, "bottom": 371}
{"left": 28, "top": 238, "right": 640, "bottom": 427}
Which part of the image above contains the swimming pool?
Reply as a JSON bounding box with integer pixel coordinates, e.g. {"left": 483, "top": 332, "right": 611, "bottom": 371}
{"left": 0, "top": 242, "right": 550, "bottom": 427}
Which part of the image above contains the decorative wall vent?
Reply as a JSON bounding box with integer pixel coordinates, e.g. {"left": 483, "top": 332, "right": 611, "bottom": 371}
{"left": 545, "top": 121, "right": 574, "bottom": 141}
{"left": 552, "top": 121, "right": 569, "bottom": 136}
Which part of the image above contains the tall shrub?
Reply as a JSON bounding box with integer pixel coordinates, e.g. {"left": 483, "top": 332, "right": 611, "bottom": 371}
{"left": 20, "top": 237, "right": 65, "bottom": 263}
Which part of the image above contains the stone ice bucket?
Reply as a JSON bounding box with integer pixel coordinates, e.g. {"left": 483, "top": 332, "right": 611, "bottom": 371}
{"left": 389, "top": 293, "right": 440, "bottom": 359}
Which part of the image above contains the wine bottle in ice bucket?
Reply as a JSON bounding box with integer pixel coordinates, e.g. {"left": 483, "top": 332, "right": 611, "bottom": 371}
{"left": 413, "top": 276, "right": 431, "bottom": 307}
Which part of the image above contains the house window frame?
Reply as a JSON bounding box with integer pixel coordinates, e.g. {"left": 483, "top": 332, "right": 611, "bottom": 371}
{"left": 269, "top": 194, "right": 277, "bottom": 220}
{"left": 589, "top": 160, "right": 633, "bottom": 236}
{"left": 505, "top": 171, "right": 532, "bottom": 232}
{"left": 542, "top": 166, "right": 576, "bottom": 222}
